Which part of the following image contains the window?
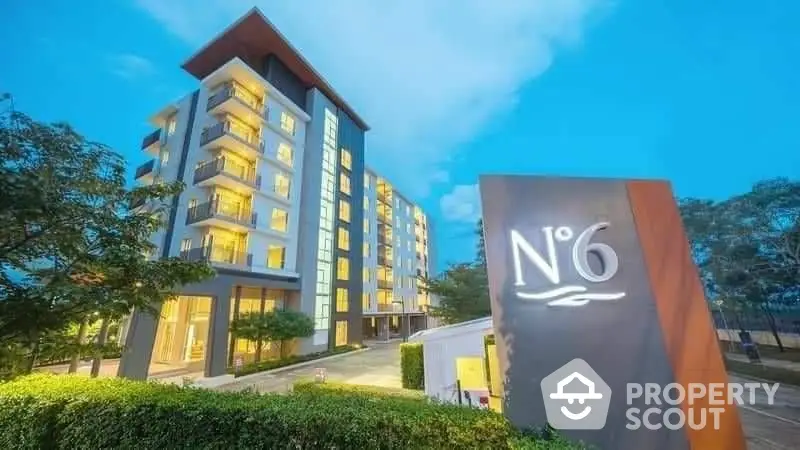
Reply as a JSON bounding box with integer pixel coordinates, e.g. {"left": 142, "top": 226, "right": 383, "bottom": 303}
{"left": 276, "top": 142, "right": 293, "bottom": 167}
{"left": 363, "top": 242, "right": 369, "bottom": 258}
{"left": 340, "top": 148, "right": 352, "bottom": 170}
{"left": 271, "top": 208, "right": 288, "bottom": 232}
{"left": 337, "top": 257, "right": 349, "bottom": 280}
{"left": 338, "top": 227, "right": 350, "bottom": 251}
{"left": 160, "top": 149, "right": 169, "bottom": 165}
{"left": 364, "top": 175, "right": 370, "bottom": 189}
{"left": 274, "top": 172, "right": 290, "bottom": 198}
{"left": 339, "top": 200, "right": 351, "bottom": 223}
{"left": 267, "top": 245, "right": 286, "bottom": 269}
{"left": 364, "top": 196, "right": 369, "bottom": 210}
{"left": 336, "top": 288, "right": 348, "bottom": 312}
{"left": 188, "top": 199, "right": 198, "bottom": 210}
{"left": 166, "top": 114, "right": 177, "bottom": 136}
{"left": 180, "top": 238, "right": 192, "bottom": 253}
{"left": 363, "top": 267, "right": 369, "bottom": 282}
{"left": 364, "top": 218, "right": 368, "bottom": 233}
{"left": 339, "top": 173, "right": 351, "bottom": 196}
{"left": 280, "top": 111, "right": 296, "bottom": 136}
{"left": 335, "top": 320, "right": 348, "bottom": 347}
{"left": 362, "top": 292, "right": 370, "bottom": 310}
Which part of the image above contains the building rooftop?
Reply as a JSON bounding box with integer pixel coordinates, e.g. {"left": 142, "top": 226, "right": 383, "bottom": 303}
{"left": 181, "top": 7, "right": 369, "bottom": 131}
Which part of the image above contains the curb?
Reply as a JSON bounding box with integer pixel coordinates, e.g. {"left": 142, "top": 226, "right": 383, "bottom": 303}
{"left": 211, "top": 347, "right": 373, "bottom": 387}
{"left": 727, "top": 370, "right": 800, "bottom": 389}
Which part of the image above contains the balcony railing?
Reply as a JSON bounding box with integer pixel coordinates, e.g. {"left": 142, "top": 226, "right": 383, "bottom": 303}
{"left": 200, "top": 122, "right": 264, "bottom": 153}
{"left": 186, "top": 200, "right": 256, "bottom": 228}
{"left": 129, "top": 197, "right": 146, "bottom": 210}
{"left": 193, "top": 157, "right": 259, "bottom": 188}
{"left": 180, "top": 246, "right": 252, "bottom": 267}
{"left": 134, "top": 159, "right": 155, "bottom": 179}
{"left": 207, "top": 83, "right": 263, "bottom": 115}
{"left": 377, "top": 303, "right": 395, "bottom": 313}
{"left": 141, "top": 129, "right": 161, "bottom": 150}
{"left": 377, "top": 279, "right": 393, "bottom": 290}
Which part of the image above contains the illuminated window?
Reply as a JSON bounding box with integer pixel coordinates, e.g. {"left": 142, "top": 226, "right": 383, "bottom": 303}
{"left": 336, "top": 288, "right": 348, "bottom": 312}
{"left": 280, "top": 111, "right": 296, "bottom": 136}
{"left": 267, "top": 245, "right": 286, "bottom": 269}
{"left": 340, "top": 173, "right": 351, "bottom": 195}
{"left": 362, "top": 292, "right": 370, "bottom": 310}
{"left": 180, "top": 238, "right": 192, "bottom": 253}
{"left": 274, "top": 172, "right": 290, "bottom": 198}
{"left": 364, "top": 196, "right": 369, "bottom": 210}
{"left": 363, "top": 242, "right": 369, "bottom": 258}
{"left": 364, "top": 218, "right": 368, "bottom": 232}
{"left": 335, "top": 320, "right": 348, "bottom": 346}
{"left": 340, "top": 148, "right": 352, "bottom": 170}
{"left": 339, "top": 200, "right": 351, "bottom": 223}
{"left": 337, "top": 257, "right": 349, "bottom": 280}
{"left": 160, "top": 149, "right": 169, "bottom": 165}
{"left": 276, "top": 143, "right": 293, "bottom": 167}
{"left": 271, "top": 208, "right": 288, "bottom": 232}
{"left": 338, "top": 227, "right": 350, "bottom": 251}
{"left": 364, "top": 174, "right": 370, "bottom": 189}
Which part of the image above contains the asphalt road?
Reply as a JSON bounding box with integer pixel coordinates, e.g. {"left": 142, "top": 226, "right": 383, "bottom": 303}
{"left": 729, "top": 374, "right": 800, "bottom": 450}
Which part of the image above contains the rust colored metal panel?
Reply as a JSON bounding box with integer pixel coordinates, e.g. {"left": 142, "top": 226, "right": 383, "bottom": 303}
{"left": 626, "top": 180, "right": 746, "bottom": 450}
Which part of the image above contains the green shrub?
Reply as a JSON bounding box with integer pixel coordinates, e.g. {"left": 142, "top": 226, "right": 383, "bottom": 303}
{"left": 0, "top": 374, "right": 583, "bottom": 449}
{"left": 400, "top": 342, "right": 424, "bottom": 390}
{"left": 229, "top": 345, "right": 361, "bottom": 377}
{"left": 293, "top": 380, "right": 427, "bottom": 400}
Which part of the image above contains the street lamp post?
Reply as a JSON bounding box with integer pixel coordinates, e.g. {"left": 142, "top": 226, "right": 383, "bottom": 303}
{"left": 714, "top": 300, "right": 736, "bottom": 353}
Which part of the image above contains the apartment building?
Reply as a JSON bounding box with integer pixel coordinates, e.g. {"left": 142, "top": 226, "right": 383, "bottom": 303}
{"left": 118, "top": 8, "right": 436, "bottom": 381}
{"left": 362, "top": 169, "right": 436, "bottom": 340}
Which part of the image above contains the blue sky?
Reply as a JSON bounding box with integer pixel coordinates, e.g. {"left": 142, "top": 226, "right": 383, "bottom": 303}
{"left": 2, "top": 1, "right": 799, "bottom": 270}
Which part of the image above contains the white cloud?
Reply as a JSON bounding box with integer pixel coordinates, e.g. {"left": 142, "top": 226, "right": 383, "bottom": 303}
{"left": 440, "top": 184, "right": 481, "bottom": 223}
{"left": 135, "top": 0, "right": 606, "bottom": 196}
{"left": 108, "top": 53, "right": 156, "bottom": 80}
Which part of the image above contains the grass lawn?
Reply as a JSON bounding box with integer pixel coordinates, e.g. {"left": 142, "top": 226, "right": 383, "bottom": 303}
{"left": 722, "top": 340, "right": 800, "bottom": 363}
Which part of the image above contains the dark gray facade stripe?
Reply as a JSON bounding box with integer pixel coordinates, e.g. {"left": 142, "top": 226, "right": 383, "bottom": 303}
{"left": 161, "top": 90, "right": 199, "bottom": 258}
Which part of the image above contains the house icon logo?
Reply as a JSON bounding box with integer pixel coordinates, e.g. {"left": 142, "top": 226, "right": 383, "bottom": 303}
{"left": 541, "top": 358, "right": 611, "bottom": 430}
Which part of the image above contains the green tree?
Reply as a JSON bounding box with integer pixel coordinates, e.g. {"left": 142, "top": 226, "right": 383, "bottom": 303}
{"left": 680, "top": 178, "right": 800, "bottom": 351}
{"left": 422, "top": 221, "right": 491, "bottom": 325}
{"left": 263, "top": 310, "right": 315, "bottom": 358}
{"left": 230, "top": 312, "right": 270, "bottom": 363}
{"left": 0, "top": 103, "right": 214, "bottom": 376}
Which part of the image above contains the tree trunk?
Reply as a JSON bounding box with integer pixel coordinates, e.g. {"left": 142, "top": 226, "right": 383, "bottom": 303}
{"left": 68, "top": 320, "right": 89, "bottom": 373}
{"left": 280, "top": 340, "right": 286, "bottom": 359}
{"left": 24, "top": 335, "right": 40, "bottom": 374}
{"left": 762, "top": 307, "right": 785, "bottom": 352}
{"left": 90, "top": 319, "right": 110, "bottom": 377}
{"left": 254, "top": 340, "right": 262, "bottom": 363}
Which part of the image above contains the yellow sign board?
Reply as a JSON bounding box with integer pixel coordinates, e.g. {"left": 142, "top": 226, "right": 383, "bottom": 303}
{"left": 455, "top": 357, "right": 486, "bottom": 390}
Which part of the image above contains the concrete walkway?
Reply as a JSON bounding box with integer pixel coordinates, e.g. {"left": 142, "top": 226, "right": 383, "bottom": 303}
{"left": 214, "top": 341, "right": 402, "bottom": 393}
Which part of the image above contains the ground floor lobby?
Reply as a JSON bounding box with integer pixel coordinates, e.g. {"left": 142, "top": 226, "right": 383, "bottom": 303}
{"left": 361, "top": 314, "right": 429, "bottom": 340}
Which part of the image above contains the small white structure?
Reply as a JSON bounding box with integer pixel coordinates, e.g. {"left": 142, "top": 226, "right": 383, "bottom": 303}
{"left": 408, "top": 317, "right": 494, "bottom": 404}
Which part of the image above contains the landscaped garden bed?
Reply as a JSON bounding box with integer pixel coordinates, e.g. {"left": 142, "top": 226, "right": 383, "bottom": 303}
{"left": 0, "top": 374, "right": 584, "bottom": 449}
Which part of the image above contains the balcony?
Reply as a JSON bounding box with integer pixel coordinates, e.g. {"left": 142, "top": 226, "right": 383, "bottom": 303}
{"left": 134, "top": 159, "right": 155, "bottom": 183}
{"left": 206, "top": 82, "right": 265, "bottom": 126}
{"left": 141, "top": 129, "right": 161, "bottom": 157}
{"left": 180, "top": 246, "right": 252, "bottom": 268}
{"left": 193, "top": 157, "right": 260, "bottom": 192}
{"left": 377, "top": 303, "right": 395, "bottom": 313}
{"left": 200, "top": 122, "right": 264, "bottom": 161}
{"left": 186, "top": 200, "right": 257, "bottom": 232}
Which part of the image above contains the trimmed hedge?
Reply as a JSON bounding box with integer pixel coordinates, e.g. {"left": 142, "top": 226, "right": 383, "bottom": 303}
{"left": 0, "top": 374, "right": 583, "bottom": 449}
{"left": 228, "top": 344, "right": 361, "bottom": 377}
{"left": 400, "top": 342, "right": 424, "bottom": 390}
{"left": 293, "top": 380, "right": 427, "bottom": 400}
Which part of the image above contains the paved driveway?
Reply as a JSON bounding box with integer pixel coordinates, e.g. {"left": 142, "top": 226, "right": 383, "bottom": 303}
{"left": 215, "top": 340, "right": 402, "bottom": 393}
{"left": 213, "top": 343, "right": 799, "bottom": 449}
